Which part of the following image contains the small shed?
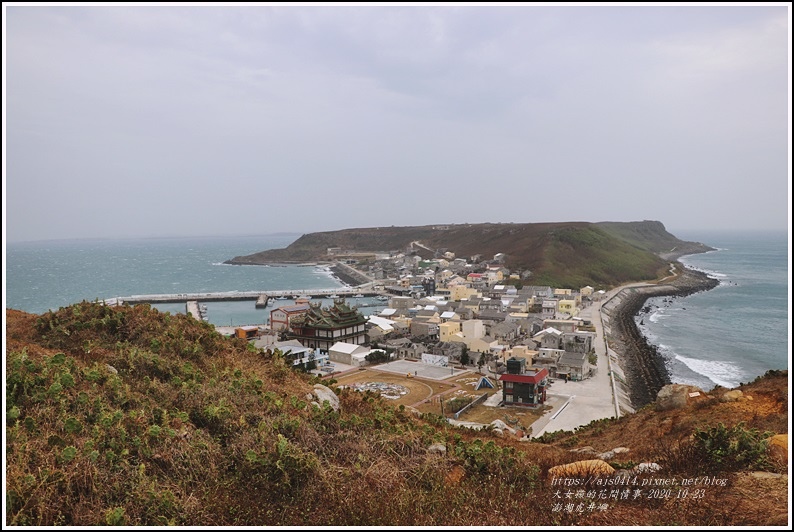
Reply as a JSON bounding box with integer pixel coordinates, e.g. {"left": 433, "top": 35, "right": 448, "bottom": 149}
{"left": 475, "top": 376, "right": 495, "bottom": 390}
{"left": 235, "top": 326, "right": 259, "bottom": 339}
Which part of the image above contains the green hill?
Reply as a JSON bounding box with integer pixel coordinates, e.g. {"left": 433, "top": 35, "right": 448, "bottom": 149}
{"left": 595, "top": 220, "right": 710, "bottom": 255}
{"left": 226, "top": 221, "right": 714, "bottom": 288}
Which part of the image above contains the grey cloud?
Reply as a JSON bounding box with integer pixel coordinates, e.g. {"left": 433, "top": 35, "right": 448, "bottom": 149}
{"left": 4, "top": 5, "right": 789, "bottom": 242}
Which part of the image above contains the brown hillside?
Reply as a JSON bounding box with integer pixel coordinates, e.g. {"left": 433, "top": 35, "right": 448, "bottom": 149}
{"left": 5, "top": 305, "right": 788, "bottom": 526}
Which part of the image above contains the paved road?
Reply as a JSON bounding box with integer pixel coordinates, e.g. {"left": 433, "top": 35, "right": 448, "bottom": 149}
{"left": 529, "top": 294, "right": 625, "bottom": 438}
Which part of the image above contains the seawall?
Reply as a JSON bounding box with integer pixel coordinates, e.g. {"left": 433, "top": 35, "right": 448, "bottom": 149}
{"left": 601, "top": 267, "right": 719, "bottom": 409}
{"left": 329, "top": 262, "right": 373, "bottom": 287}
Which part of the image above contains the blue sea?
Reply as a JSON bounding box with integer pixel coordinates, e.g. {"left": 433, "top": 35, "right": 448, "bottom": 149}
{"left": 3, "top": 234, "right": 387, "bottom": 328}
{"left": 635, "top": 230, "right": 789, "bottom": 391}
{"left": 4, "top": 230, "right": 790, "bottom": 391}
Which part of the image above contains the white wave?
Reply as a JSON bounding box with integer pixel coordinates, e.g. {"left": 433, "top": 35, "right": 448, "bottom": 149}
{"left": 674, "top": 354, "right": 742, "bottom": 389}
{"left": 314, "top": 267, "right": 335, "bottom": 278}
{"left": 212, "top": 262, "right": 271, "bottom": 268}
{"left": 641, "top": 330, "right": 660, "bottom": 344}
{"left": 679, "top": 259, "right": 728, "bottom": 281}
{"left": 648, "top": 310, "right": 664, "bottom": 323}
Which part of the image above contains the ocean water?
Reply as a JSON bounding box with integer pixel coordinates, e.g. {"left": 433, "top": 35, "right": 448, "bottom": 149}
{"left": 5, "top": 230, "right": 789, "bottom": 390}
{"left": 635, "top": 230, "right": 789, "bottom": 391}
{"left": 4, "top": 234, "right": 385, "bottom": 327}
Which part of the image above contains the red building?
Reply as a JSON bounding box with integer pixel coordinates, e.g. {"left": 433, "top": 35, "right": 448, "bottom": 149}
{"left": 499, "top": 357, "right": 548, "bottom": 406}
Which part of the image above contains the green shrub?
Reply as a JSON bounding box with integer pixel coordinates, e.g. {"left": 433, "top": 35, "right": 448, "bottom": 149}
{"left": 453, "top": 438, "right": 539, "bottom": 488}
{"left": 692, "top": 422, "right": 773, "bottom": 472}
{"left": 105, "top": 507, "right": 126, "bottom": 526}
{"left": 445, "top": 396, "right": 474, "bottom": 415}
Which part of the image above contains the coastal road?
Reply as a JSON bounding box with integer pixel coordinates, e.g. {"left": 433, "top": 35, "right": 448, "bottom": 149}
{"left": 529, "top": 290, "right": 632, "bottom": 438}
{"left": 529, "top": 280, "right": 668, "bottom": 437}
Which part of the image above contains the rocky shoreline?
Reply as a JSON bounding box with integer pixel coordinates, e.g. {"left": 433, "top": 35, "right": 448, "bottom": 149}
{"left": 328, "top": 265, "right": 358, "bottom": 288}
{"left": 604, "top": 265, "right": 720, "bottom": 409}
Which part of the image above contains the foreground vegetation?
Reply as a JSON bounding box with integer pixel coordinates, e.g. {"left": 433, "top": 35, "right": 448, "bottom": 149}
{"left": 5, "top": 302, "right": 788, "bottom": 526}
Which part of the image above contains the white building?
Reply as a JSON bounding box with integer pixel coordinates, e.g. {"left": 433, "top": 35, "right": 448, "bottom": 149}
{"left": 329, "top": 341, "right": 371, "bottom": 367}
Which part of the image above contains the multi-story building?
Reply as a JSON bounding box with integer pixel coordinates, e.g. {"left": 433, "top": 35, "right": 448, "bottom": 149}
{"left": 499, "top": 357, "right": 549, "bottom": 407}
{"left": 269, "top": 303, "right": 311, "bottom": 331}
{"left": 288, "top": 300, "right": 367, "bottom": 352}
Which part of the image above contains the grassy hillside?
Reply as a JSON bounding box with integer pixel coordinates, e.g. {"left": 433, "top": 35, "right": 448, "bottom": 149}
{"left": 595, "top": 220, "right": 713, "bottom": 255}
{"left": 526, "top": 225, "right": 667, "bottom": 288}
{"left": 230, "top": 226, "right": 439, "bottom": 263}
{"left": 226, "top": 221, "right": 697, "bottom": 288}
{"left": 5, "top": 303, "right": 787, "bottom": 526}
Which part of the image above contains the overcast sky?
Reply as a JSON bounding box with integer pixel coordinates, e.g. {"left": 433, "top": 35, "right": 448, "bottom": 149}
{"left": 3, "top": 3, "right": 791, "bottom": 242}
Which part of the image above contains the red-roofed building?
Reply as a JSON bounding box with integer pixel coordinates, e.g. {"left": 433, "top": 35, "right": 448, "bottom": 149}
{"left": 499, "top": 357, "right": 548, "bottom": 406}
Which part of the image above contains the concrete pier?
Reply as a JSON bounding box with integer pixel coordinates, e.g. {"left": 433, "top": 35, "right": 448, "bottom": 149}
{"left": 255, "top": 294, "right": 270, "bottom": 308}
{"left": 186, "top": 301, "right": 210, "bottom": 321}
{"left": 186, "top": 300, "right": 201, "bottom": 319}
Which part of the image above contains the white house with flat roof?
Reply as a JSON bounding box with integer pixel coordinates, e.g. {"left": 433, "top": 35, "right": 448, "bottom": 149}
{"left": 329, "top": 341, "right": 371, "bottom": 367}
{"left": 367, "top": 315, "right": 395, "bottom": 334}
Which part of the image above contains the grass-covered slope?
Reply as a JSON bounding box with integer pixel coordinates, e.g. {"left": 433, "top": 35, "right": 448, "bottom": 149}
{"left": 228, "top": 221, "right": 689, "bottom": 288}
{"left": 4, "top": 303, "right": 549, "bottom": 526}
{"left": 595, "top": 220, "right": 714, "bottom": 255}
{"left": 227, "top": 226, "right": 443, "bottom": 263}
{"left": 5, "top": 303, "right": 787, "bottom": 526}
{"left": 522, "top": 224, "right": 667, "bottom": 288}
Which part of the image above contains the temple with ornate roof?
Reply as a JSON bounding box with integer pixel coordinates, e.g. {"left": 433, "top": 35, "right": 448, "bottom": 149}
{"left": 288, "top": 299, "right": 368, "bottom": 352}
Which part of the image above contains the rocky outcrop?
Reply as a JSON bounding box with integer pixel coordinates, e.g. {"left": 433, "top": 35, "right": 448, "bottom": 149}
{"left": 633, "top": 462, "right": 662, "bottom": 473}
{"left": 655, "top": 383, "right": 707, "bottom": 411}
{"left": 719, "top": 390, "right": 744, "bottom": 403}
{"left": 427, "top": 443, "right": 447, "bottom": 454}
{"left": 569, "top": 446, "right": 630, "bottom": 461}
{"left": 310, "top": 384, "right": 340, "bottom": 412}
{"left": 766, "top": 434, "right": 787, "bottom": 466}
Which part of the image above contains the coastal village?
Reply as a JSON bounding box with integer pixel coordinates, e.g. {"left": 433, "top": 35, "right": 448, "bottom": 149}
{"left": 228, "top": 242, "right": 640, "bottom": 437}
{"left": 8, "top": 236, "right": 786, "bottom": 526}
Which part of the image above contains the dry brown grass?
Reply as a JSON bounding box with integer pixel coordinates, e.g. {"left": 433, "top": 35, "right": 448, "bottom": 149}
{"left": 457, "top": 400, "right": 552, "bottom": 429}
{"left": 6, "top": 305, "right": 789, "bottom": 527}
